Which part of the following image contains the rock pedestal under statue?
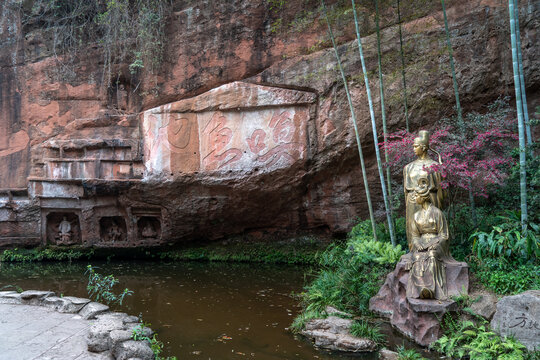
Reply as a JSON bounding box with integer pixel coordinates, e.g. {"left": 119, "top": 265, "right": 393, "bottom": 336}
{"left": 369, "top": 253, "right": 469, "bottom": 346}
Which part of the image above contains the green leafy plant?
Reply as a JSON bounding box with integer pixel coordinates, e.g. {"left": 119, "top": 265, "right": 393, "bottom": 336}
{"left": 349, "top": 320, "right": 384, "bottom": 344}
{"left": 0, "top": 247, "right": 94, "bottom": 263}
{"left": 431, "top": 320, "right": 528, "bottom": 359}
{"left": 292, "top": 220, "right": 402, "bottom": 331}
{"left": 131, "top": 319, "right": 177, "bottom": 360}
{"left": 396, "top": 345, "right": 426, "bottom": 360}
{"left": 473, "top": 260, "right": 539, "bottom": 295}
{"left": 348, "top": 238, "right": 405, "bottom": 265}
{"left": 85, "top": 265, "right": 133, "bottom": 306}
{"left": 471, "top": 215, "right": 539, "bottom": 264}
{"left": 290, "top": 308, "right": 327, "bottom": 333}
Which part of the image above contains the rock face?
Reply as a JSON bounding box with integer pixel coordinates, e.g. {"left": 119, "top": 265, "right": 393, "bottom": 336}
{"left": 491, "top": 290, "right": 540, "bottom": 351}
{"left": 369, "top": 255, "right": 469, "bottom": 346}
{"left": 0, "top": 0, "right": 539, "bottom": 246}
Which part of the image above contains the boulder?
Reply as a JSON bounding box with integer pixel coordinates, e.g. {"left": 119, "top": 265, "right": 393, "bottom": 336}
{"left": 379, "top": 349, "right": 399, "bottom": 360}
{"left": 301, "top": 316, "right": 377, "bottom": 352}
{"left": 491, "top": 290, "right": 540, "bottom": 351}
{"left": 112, "top": 340, "right": 154, "bottom": 360}
{"left": 87, "top": 316, "right": 125, "bottom": 352}
{"left": 79, "top": 302, "right": 109, "bottom": 320}
{"left": 469, "top": 293, "right": 498, "bottom": 321}
{"left": 369, "top": 256, "right": 468, "bottom": 346}
{"left": 108, "top": 329, "right": 134, "bottom": 350}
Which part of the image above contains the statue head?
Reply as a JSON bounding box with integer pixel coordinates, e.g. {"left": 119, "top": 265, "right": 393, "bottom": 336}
{"left": 413, "top": 130, "right": 430, "bottom": 157}
{"left": 414, "top": 177, "right": 431, "bottom": 205}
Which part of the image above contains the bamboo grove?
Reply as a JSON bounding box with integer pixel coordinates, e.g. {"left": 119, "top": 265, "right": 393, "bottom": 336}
{"left": 321, "top": 0, "right": 532, "bottom": 238}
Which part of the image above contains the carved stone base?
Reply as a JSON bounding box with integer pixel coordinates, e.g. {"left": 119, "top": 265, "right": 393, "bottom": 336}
{"left": 369, "top": 255, "right": 469, "bottom": 346}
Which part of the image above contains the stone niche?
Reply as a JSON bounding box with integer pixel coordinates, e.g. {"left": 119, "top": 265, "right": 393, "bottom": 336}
{"left": 137, "top": 216, "right": 161, "bottom": 242}
{"left": 141, "top": 81, "right": 316, "bottom": 178}
{"left": 45, "top": 212, "right": 81, "bottom": 246}
{"left": 99, "top": 216, "right": 127, "bottom": 243}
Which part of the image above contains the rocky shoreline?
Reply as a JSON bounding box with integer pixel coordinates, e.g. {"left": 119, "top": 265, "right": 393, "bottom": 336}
{"left": 0, "top": 290, "right": 155, "bottom": 360}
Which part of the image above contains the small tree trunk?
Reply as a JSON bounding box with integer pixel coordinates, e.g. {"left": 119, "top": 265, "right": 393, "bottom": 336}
{"left": 321, "top": 0, "right": 378, "bottom": 240}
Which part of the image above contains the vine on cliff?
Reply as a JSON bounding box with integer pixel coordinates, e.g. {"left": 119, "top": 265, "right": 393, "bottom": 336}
{"left": 20, "top": 0, "right": 171, "bottom": 86}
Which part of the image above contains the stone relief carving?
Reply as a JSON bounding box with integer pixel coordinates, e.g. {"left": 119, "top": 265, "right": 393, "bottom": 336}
{"left": 99, "top": 216, "right": 127, "bottom": 243}
{"left": 46, "top": 212, "right": 80, "bottom": 245}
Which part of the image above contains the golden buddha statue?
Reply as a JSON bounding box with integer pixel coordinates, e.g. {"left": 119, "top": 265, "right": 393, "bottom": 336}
{"left": 406, "top": 177, "right": 452, "bottom": 300}
{"left": 403, "top": 130, "right": 445, "bottom": 251}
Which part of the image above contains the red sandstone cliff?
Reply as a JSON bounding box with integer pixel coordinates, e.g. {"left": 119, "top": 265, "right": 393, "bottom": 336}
{"left": 0, "top": 0, "right": 538, "bottom": 247}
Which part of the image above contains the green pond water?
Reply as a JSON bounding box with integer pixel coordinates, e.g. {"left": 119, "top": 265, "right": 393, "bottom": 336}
{"left": 0, "top": 261, "right": 432, "bottom": 359}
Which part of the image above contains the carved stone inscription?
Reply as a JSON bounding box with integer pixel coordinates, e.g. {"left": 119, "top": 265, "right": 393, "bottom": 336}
{"left": 200, "top": 108, "right": 307, "bottom": 171}
{"left": 142, "top": 107, "right": 308, "bottom": 176}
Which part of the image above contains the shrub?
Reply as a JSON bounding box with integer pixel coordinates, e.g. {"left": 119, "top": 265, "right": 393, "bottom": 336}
{"left": 86, "top": 265, "right": 133, "bottom": 306}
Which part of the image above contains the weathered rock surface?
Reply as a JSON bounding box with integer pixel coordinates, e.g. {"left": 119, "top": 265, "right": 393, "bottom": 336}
{"left": 491, "top": 290, "right": 540, "bottom": 351}
{"left": 0, "top": 0, "right": 539, "bottom": 246}
{"left": 42, "top": 295, "right": 91, "bottom": 313}
{"left": 79, "top": 302, "right": 110, "bottom": 320}
{"left": 112, "top": 340, "right": 154, "bottom": 360}
{"left": 0, "top": 291, "right": 22, "bottom": 304}
{"left": 379, "top": 349, "right": 399, "bottom": 360}
{"left": 20, "top": 290, "right": 55, "bottom": 305}
{"left": 87, "top": 312, "right": 153, "bottom": 356}
{"left": 369, "top": 255, "right": 468, "bottom": 346}
{"left": 469, "top": 293, "right": 498, "bottom": 321}
{"left": 301, "top": 316, "right": 377, "bottom": 352}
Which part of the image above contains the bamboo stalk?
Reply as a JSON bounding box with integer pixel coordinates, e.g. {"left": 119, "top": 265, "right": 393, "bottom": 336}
{"left": 397, "top": 0, "right": 409, "bottom": 131}
{"left": 509, "top": 0, "right": 528, "bottom": 232}
{"left": 375, "top": 0, "right": 395, "bottom": 236}
{"left": 321, "top": 0, "right": 378, "bottom": 240}
{"left": 513, "top": 0, "right": 532, "bottom": 145}
{"left": 351, "top": 0, "right": 396, "bottom": 245}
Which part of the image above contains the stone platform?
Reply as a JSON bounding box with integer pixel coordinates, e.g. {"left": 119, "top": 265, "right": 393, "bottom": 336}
{"left": 0, "top": 290, "right": 154, "bottom": 360}
{"left": 0, "top": 302, "right": 109, "bottom": 360}
{"left": 369, "top": 255, "right": 469, "bottom": 346}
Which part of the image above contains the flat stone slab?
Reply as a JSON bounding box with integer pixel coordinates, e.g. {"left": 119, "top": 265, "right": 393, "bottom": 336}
{"left": 79, "top": 302, "right": 110, "bottom": 320}
{"left": 0, "top": 303, "right": 112, "bottom": 360}
{"left": 43, "top": 296, "right": 92, "bottom": 313}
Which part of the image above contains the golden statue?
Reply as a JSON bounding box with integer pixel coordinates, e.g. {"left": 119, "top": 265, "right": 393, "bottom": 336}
{"left": 406, "top": 178, "right": 452, "bottom": 300}
{"left": 403, "top": 130, "right": 445, "bottom": 251}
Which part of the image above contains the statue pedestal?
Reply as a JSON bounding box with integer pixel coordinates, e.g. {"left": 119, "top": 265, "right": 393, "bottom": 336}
{"left": 369, "top": 254, "right": 469, "bottom": 346}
